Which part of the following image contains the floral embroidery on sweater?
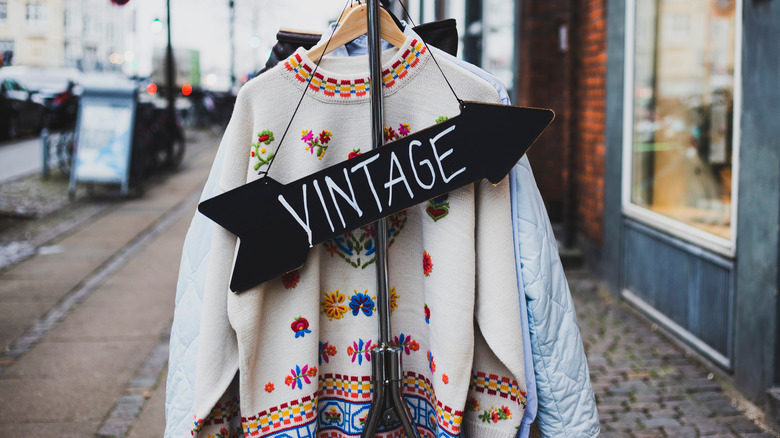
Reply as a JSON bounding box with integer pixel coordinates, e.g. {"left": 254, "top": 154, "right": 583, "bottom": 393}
{"left": 393, "top": 333, "right": 420, "bottom": 355}
{"left": 318, "top": 341, "right": 337, "bottom": 365}
{"left": 250, "top": 129, "right": 275, "bottom": 174}
{"left": 290, "top": 316, "right": 312, "bottom": 339}
{"left": 389, "top": 286, "right": 398, "bottom": 314}
{"left": 478, "top": 405, "right": 513, "bottom": 423}
{"left": 285, "top": 364, "right": 317, "bottom": 390}
{"left": 426, "top": 193, "right": 450, "bottom": 222}
{"left": 384, "top": 122, "right": 412, "bottom": 143}
{"left": 323, "top": 407, "right": 342, "bottom": 423}
{"left": 465, "top": 396, "right": 480, "bottom": 412}
{"left": 423, "top": 250, "right": 434, "bottom": 276}
{"left": 427, "top": 350, "right": 436, "bottom": 372}
{"left": 347, "top": 338, "right": 374, "bottom": 365}
{"left": 301, "top": 129, "right": 332, "bottom": 160}
{"left": 348, "top": 148, "right": 362, "bottom": 159}
{"left": 322, "top": 210, "right": 407, "bottom": 269}
{"left": 206, "top": 426, "right": 244, "bottom": 438}
{"left": 321, "top": 289, "right": 348, "bottom": 321}
{"left": 281, "top": 270, "right": 300, "bottom": 289}
{"left": 264, "top": 382, "right": 274, "bottom": 393}
{"left": 349, "top": 289, "right": 376, "bottom": 317}
{"left": 424, "top": 303, "right": 431, "bottom": 324}
{"left": 435, "top": 115, "right": 450, "bottom": 124}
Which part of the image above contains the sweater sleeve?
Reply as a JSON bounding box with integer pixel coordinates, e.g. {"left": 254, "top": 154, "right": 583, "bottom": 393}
{"left": 191, "top": 90, "right": 253, "bottom": 437}
{"left": 463, "top": 177, "right": 528, "bottom": 437}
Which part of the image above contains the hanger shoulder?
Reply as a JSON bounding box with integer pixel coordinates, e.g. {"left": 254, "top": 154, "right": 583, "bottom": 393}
{"left": 379, "top": 11, "right": 407, "bottom": 47}
{"left": 306, "top": 5, "right": 407, "bottom": 61}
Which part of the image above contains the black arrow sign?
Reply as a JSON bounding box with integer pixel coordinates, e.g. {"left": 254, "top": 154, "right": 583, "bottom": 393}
{"left": 199, "top": 101, "right": 554, "bottom": 292}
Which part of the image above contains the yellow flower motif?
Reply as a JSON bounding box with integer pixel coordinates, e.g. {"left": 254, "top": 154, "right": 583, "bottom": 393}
{"left": 321, "top": 290, "right": 348, "bottom": 321}
{"left": 260, "top": 147, "right": 266, "bottom": 154}
{"left": 389, "top": 287, "right": 398, "bottom": 314}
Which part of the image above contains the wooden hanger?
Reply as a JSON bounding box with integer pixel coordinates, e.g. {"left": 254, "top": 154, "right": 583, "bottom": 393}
{"left": 306, "top": 2, "right": 407, "bottom": 61}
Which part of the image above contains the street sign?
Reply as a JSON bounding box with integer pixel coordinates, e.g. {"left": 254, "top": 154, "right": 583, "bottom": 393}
{"left": 199, "top": 101, "right": 554, "bottom": 292}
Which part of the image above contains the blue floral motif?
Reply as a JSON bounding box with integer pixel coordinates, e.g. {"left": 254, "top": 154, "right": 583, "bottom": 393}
{"left": 334, "top": 237, "right": 354, "bottom": 256}
{"left": 349, "top": 291, "right": 375, "bottom": 317}
{"left": 348, "top": 338, "right": 373, "bottom": 365}
{"left": 322, "top": 211, "right": 407, "bottom": 269}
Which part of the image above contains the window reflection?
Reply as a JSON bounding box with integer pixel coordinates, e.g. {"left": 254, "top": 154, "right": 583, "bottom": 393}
{"left": 631, "top": 0, "right": 735, "bottom": 240}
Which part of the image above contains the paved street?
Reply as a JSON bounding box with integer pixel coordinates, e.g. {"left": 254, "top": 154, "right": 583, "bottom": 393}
{"left": 0, "top": 128, "right": 777, "bottom": 436}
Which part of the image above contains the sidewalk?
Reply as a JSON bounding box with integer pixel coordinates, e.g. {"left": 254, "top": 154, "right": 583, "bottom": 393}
{"left": 0, "top": 129, "right": 219, "bottom": 436}
{"left": 0, "top": 130, "right": 776, "bottom": 436}
{"left": 568, "top": 267, "right": 777, "bottom": 437}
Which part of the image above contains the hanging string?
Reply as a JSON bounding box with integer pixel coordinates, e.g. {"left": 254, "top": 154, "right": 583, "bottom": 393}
{"left": 263, "top": 0, "right": 355, "bottom": 177}
{"left": 396, "top": 0, "right": 463, "bottom": 106}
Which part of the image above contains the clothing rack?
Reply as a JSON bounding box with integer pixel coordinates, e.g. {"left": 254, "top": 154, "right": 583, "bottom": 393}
{"left": 360, "top": 1, "right": 421, "bottom": 437}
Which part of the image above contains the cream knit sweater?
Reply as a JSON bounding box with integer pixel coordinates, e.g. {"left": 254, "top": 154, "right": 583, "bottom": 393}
{"left": 192, "top": 32, "right": 526, "bottom": 438}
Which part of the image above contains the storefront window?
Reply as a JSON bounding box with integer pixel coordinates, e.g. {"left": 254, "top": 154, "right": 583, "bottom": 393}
{"left": 629, "top": 0, "right": 737, "bottom": 241}
{"left": 482, "top": 0, "right": 515, "bottom": 96}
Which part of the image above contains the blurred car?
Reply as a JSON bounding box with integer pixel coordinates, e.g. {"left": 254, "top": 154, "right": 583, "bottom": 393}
{"left": 0, "top": 67, "right": 81, "bottom": 131}
{"left": 0, "top": 76, "right": 46, "bottom": 140}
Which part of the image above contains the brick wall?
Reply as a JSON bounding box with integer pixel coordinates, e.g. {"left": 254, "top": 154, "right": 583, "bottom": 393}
{"left": 517, "top": 0, "right": 606, "bottom": 245}
{"left": 574, "top": 0, "right": 607, "bottom": 244}
{"left": 517, "top": 0, "right": 572, "bottom": 222}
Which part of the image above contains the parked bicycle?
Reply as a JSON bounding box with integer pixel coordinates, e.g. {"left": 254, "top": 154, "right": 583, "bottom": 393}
{"left": 133, "top": 100, "right": 186, "bottom": 177}
{"left": 186, "top": 88, "right": 234, "bottom": 136}
{"left": 42, "top": 82, "right": 80, "bottom": 176}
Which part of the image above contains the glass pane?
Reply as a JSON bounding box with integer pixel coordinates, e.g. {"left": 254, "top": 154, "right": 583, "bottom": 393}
{"left": 631, "top": 0, "right": 736, "bottom": 240}
{"left": 483, "top": 0, "right": 515, "bottom": 95}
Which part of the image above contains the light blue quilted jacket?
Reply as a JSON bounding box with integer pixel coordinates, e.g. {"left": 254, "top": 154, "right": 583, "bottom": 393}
{"left": 509, "top": 160, "right": 600, "bottom": 437}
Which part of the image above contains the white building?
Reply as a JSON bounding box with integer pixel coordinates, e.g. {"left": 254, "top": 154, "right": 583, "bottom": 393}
{"left": 0, "top": 0, "right": 65, "bottom": 67}
{"left": 0, "top": 0, "right": 130, "bottom": 70}
{"left": 62, "top": 0, "right": 129, "bottom": 71}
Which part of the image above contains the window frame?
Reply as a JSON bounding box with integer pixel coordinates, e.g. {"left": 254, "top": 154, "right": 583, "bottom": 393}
{"left": 620, "top": 0, "right": 743, "bottom": 258}
{"left": 26, "top": 1, "right": 46, "bottom": 24}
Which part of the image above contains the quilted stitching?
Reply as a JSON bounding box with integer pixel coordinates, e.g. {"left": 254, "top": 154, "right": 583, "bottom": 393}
{"left": 512, "top": 157, "right": 599, "bottom": 437}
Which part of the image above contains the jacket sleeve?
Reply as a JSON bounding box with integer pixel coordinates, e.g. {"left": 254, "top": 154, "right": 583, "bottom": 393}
{"left": 512, "top": 156, "right": 600, "bottom": 437}
{"left": 190, "top": 90, "right": 254, "bottom": 437}
{"left": 165, "top": 141, "right": 226, "bottom": 438}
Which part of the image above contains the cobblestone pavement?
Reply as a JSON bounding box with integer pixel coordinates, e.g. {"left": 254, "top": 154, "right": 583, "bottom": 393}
{"left": 566, "top": 267, "right": 777, "bottom": 437}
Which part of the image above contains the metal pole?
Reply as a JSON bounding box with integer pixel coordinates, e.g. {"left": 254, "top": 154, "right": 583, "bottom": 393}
{"left": 435, "top": 0, "right": 446, "bottom": 21}
{"left": 368, "top": 0, "right": 391, "bottom": 350}
{"left": 360, "top": 1, "right": 420, "bottom": 437}
{"left": 165, "top": 0, "right": 175, "bottom": 120}
{"left": 229, "top": 0, "right": 236, "bottom": 90}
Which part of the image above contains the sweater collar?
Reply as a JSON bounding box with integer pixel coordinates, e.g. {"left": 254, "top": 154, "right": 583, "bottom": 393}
{"left": 281, "top": 32, "right": 430, "bottom": 103}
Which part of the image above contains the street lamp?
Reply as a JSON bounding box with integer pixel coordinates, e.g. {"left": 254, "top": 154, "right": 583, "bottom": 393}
{"left": 151, "top": 18, "right": 163, "bottom": 33}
